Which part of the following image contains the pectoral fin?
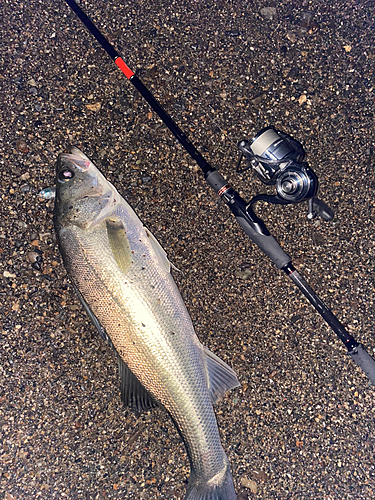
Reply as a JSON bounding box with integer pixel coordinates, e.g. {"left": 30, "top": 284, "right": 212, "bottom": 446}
{"left": 203, "top": 347, "right": 240, "bottom": 404}
{"left": 106, "top": 215, "right": 172, "bottom": 275}
{"left": 106, "top": 218, "right": 132, "bottom": 273}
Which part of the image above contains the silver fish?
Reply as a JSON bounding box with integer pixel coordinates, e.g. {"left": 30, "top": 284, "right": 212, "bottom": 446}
{"left": 54, "top": 146, "right": 239, "bottom": 500}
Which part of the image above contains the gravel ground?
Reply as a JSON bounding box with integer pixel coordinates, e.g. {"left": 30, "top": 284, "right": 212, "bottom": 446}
{"left": 1, "top": 0, "right": 375, "bottom": 499}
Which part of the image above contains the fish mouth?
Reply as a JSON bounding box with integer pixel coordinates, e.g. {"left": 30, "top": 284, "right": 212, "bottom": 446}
{"left": 57, "top": 146, "right": 92, "bottom": 173}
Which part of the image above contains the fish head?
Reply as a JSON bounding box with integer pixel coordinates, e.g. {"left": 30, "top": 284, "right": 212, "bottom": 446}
{"left": 54, "top": 146, "right": 118, "bottom": 229}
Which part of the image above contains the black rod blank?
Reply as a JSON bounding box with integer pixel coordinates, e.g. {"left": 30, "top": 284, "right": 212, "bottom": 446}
{"left": 64, "top": 0, "right": 213, "bottom": 176}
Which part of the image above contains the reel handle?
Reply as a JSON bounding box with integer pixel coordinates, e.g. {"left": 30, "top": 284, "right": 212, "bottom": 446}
{"left": 308, "top": 197, "right": 334, "bottom": 221}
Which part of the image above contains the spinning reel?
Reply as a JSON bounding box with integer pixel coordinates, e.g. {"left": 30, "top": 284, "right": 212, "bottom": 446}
{"left": 237, "top": 126, "right": 334, "bottom": 222}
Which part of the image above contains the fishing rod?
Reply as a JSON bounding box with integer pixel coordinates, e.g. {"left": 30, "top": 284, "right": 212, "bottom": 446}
{"left": 63, "top": 0, "right": 375, "bottom": 385}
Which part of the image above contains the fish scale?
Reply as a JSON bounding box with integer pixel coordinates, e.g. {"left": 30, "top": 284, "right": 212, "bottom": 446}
{"left": 54, "top": 146, "right": 239, "bottom": 499}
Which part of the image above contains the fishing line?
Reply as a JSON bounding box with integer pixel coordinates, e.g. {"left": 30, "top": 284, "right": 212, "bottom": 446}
{"left": 63, "top": 0, "right": 375, "bottom": 385}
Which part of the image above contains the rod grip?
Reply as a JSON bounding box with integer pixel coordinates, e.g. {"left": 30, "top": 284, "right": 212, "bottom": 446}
{"left": 235, "top": 215, "right": 291, "bottom": 269}
{"left": 348, "top": 344, "right": 375, "bottom": 385}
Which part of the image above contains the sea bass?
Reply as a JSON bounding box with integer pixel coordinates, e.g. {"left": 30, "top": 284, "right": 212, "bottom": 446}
{"left": 54, "top": 146, "right": 239, "bottom": 500}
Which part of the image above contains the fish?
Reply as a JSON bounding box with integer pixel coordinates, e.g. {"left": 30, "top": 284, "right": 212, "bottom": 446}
{"left": 53, "top": 146, "right": 239, "bottom": 500}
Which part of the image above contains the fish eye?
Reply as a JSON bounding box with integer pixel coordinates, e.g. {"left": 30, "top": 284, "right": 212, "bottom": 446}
{"left": 58, "top": 168, "right": 75, "bottom": 181}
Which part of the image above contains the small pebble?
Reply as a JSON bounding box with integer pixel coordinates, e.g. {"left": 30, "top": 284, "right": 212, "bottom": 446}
{"left": 286, "top": 31, "right": 297, "bottom": 43}
{"left": 236, "top": 268, "right": 252, "bottom": 280}
{"left": 260, "top": 7, "right": 277, "bottom": 21}
{"left": 225, "top": 30, "right": 241, "bottom": 37}
{"left": 16, "top": 139, "right": 29, "bottom": 154}
{"left": 240, "top": 477, "right": 258, "bottom": 494}
{"left": 251, "top": 94, "right": 266, "bottom": 105}
{"left": 39, "top": 187, "right": 56, "bottom": 199}
{"left": 73, "top": 98, "right": 83, "bottom": 107}
{"left": 237, "top": 493, "right": 249, "bottom": 500}
{"left": 26, "top": 251, "right": 41, "bottom": 264}
{"left": 312, "top": 231, "right": 325, "bottom": 246}
{"left": 252, "top": 469, "right": 269, "bottom": 482}
{"left": 174, "top": 100, "right": 185, "bottom": 110}
{"left": 20, "top": 184, "right": 31, "bottom": 193}
{"left": 85, "top": 102, "right": 101, "bottom": 111}
{"left": 291, "top": 314, "right": 302, "bottom": 324}
{"left": 300, "top": 11, "right": 316, "bottom": 29}
{"left": 3, "top": 270, "right": 16, "bottom": 278}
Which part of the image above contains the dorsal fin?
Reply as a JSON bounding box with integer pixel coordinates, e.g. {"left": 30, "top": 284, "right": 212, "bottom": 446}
{"left": 144, "top": 227, "right": 171, "bottom": 273}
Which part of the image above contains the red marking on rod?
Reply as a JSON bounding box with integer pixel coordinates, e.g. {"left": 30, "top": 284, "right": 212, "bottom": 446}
{"left": 115, "top": 57, "right": 134, "bottom": 79}
{"left": 218, "top": 185, "right": 230, "bottom": 197}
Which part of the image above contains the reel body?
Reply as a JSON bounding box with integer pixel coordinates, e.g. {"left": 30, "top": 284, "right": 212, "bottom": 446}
{"left": 237, "top": 126, "right": 333, "bottom": 221}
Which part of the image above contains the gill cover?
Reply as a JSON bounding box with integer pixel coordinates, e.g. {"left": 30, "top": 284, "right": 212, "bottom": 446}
{"left": 54, "top": 146, "right": 118, "bottom": 229}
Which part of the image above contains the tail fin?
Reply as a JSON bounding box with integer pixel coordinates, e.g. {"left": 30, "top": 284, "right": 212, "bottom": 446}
{"left": 185, "top": 464, "right": 236, "bottom": 500}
